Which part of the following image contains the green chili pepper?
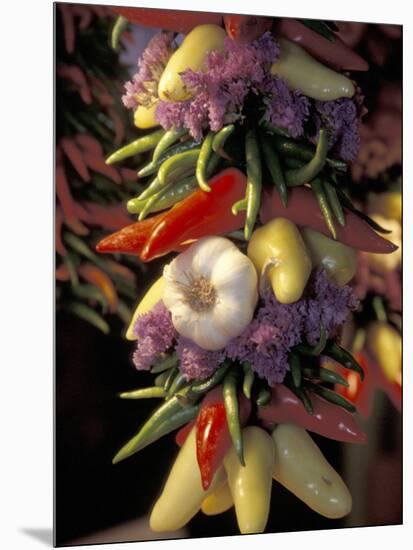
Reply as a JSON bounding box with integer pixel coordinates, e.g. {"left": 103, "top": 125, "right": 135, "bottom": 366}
{"left": 244, "top": 127, "right": 262, "bottom": 240}
{"left": 112, "top": 393, "right": 197, "bottom": 463}
{"left": 297, "top": 19, "right": 336, "bottom": 42}
{"left": 260, "top": 133, "right": 288, "bottom": 207}
{"left": 166, "top": 372, "right": 187, "bottom": 399}
{"left": 195, "top": 132, "right": 215, "bottom": 192}
{"left": 152, "top": 128, "right": 188, "bottom": 163}
{"left": 119, "top": 387, "right": 166, "bottom": 399}
{"left": 158, "top": 149, "right": 200, "bottom": 186}
{"left": 154, "top": 370, "right": 171, "bottom": 388}
{"left": 307, "top": 382, "right": 356, "bottom": 413}
{"left": 311, "top": 178, "right": 337, "bottom": 239}
{"left": 259, "top": 120, "right": 291, "bottom": 137}
{"left": 106, "top": 128, "right": 165, "bottom": 164}
{"left": 289, "top": 351, "right": 302, "bottom": 388}
{"left": 324, "top": 179, "right": 346, "bottom": 227}
{"left": 270, "top": 135, "right": 347, "bottom": 171}
{"left": 283, "top": 157, "right": 305, "bottom": 169}
{"left": 63, "top": 252, "right": 79, "bottom": 287}
{"left": 111, "top": 15, "right": 128, "bottom": 51}
{"left": 190, "top": 361, "right": 231, "bottom": 394}
{"left": 302, "top": 367, "right": 349, "bottom": 387}
{"left": 296, "top": 324, "right": 327, "bottom": 356}
{"left": 132, "top": 176, "right": 161, "bottom": 203}
{"left": 232, "top": 197, "right": 248, "bottom": 215}
{"left": 285, "top": 128, "right": 328, "bottom": 187}
{"left": 223, "top": 368, "right": 245, "bottom": 466}
{"left": 212, "top": 124, "right": 235, "bottom": 159}
{"left": 137, "top": 139, "right": 199, "bottom": 178}
{"left": 163, "top": 367, "right": 179, "bottom": 394}
{"left": 242, "top": 362, "right": 255, "bottom": 400}
{"left": 324, "top": 340, "right": 365, "bottom": 380}
{"left": 256, "top": 387, "right": 272, "bottom": 407}
{"left": 151, "top": 353, "right": 179, "bottom": 374}
{"left": 65, "top": 302, "right": 110, "bottom": 334}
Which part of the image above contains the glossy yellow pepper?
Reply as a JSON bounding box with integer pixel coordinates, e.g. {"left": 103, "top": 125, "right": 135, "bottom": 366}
{"left": 158, "top": 24, "right": 227, "bottom": 102}
{"left": 300, "top": 227, "right": 357, "bottom": 286}
{"left": 134, "top": 101, "right": 159, "bottom": 129}
{"left": 272, "top": 424, "right": 352, "bottom": 519}
{"left": 224, "top": 426, "right": 275, "bottom": 534}
{"left": 366, "top": 321, "right": 401, "bottom": 383}
{"left": 247, "top": 218, "right": 312, "bottom": 304}
{"left": 150, "top": 427, "right": 225, "bottom": 532}
{"left": 271, "top": 39, "right": 355, "bottom": 101}
{"left": 125, "top": 276, "right": 164, "bottom": 340}
{"left": 201, "top": 481, "right": 233, "bottom": 516}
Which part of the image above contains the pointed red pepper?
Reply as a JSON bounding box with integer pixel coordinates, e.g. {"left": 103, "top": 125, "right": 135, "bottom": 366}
{"left": 260, "top": 185, "right": 397, "bottom": 254}
{"left": 223, "top": 14, "right": 273, "bottom": 43}
{"left": 195, "top": 386, "right": 251, "bottom": 491}
{"left": 257, "top": 384, "right": 367, "bottom": 444}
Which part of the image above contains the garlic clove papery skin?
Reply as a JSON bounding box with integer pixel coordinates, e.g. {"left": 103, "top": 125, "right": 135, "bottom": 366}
{"left": 163, "top": 236, "right": 258, "bottom": 351}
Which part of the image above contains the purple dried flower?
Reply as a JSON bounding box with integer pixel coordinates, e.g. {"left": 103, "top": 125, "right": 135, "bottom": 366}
{"left": 132, "top": 301, "right": 176, "bottom": 371}
{"left": 315, "top": 98, "right": 360, "bottom": 161}
{"left": 176, "top": 337, "right": 225, "bottom": 381}
{"left": 224, "top": 269, "right": 358, "bottom": 386}
{"left": 122, "top": 32, "right": 175, "bottom": 110}
{"left": 262, "top": 76, "right": 311, "bottom": 138}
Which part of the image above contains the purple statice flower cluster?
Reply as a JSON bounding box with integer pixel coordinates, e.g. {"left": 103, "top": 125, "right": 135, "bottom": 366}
{"left": 176, "top": 337, "right": 226, "bottom": 381}
{"left": 225, "top": 269, "right": 359, "bottom": 386}
{"left": 122, "top": 31, "right": 175, "bottom": 110}
{"left": 261, "top": 77, "right": 311, "bottom": 138}
{"left": 132, "top": 301, "right": 176, "bottom": 371}
{"left": 155, "top": 32, "right": 281, "bottom": 141}
{"left": 314, "top": 98, "right": 360, "bottom": 161}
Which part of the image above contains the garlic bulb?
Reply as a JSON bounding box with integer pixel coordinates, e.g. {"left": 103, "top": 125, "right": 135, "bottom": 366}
{"left": 163, "top": 236, "right": 258, "bottom": 351}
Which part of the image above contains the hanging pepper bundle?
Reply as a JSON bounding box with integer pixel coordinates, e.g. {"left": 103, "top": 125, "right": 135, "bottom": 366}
{"left": 93, "top": 11, "right": 401, "bottom": 536}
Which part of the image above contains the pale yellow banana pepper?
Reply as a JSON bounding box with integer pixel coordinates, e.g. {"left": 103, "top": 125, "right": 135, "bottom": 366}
{"left": 150, "top": 427, "right": 226, "bottom": 532}
{"left": 365, "top": 321, "right": 401, "bottom": 383}
{"left": 271, "top": 38, "right": 355, "bottom": 101}
{"left": 300, "top": 227, "right": 357, "bottom": 286}
{"left": 134, "top": 101, "right": 159, "bottom": 129}
{"left": 272, "top": 424, "right": 352, "bottom": 519}
{"left": 247, "top": 218, "right": 312, "bottom": 304}
{"left": 201, "top": 481, "right": 233, "bottom": 516}
{"left": 224, "top": 426, "right": 275, "bottom": 534}
{"left": 158, "top": 24, "right": 227, "bottom": 102}
{"left": 125, "top": 276, "right": 164, "bottom": 340}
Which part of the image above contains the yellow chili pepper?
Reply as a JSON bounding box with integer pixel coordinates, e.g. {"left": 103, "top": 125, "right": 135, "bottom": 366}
{"left": 247, "top": 218, "right": 312, "bottom": 304}
{"left": 158, "top": 24, "right": 227, "bottom": 102}
{"left": 134, "top": 101, "right": 159, "bottom": 129}
{"left": 125, "top": 276, "right": 164, "bottom": 340}
{"left": 365, "top": 321, "right": 401, "bottom": 383}
{"left": 224, "top": 426, "right": 275, "bottom": 534}
{"left": 201, "top": 481, "right": 233, "bottom": 516}
{"left": 300, "top": 227, "right": 357, "bottom": 286}
{"left": 272, "top": 424, "right": 352, "bottom": 519}
{"left": 271, "top": 38, "right": 355, "bottom": 101}
{"left": 150, "top": 427, "right": 226, "bottom": 532}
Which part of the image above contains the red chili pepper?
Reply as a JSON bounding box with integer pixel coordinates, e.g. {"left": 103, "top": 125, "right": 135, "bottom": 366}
{"left": 223, "top": 14, "right": 273, "bottom": 43}
{"left": 257, "top": 384, "right": 366, "bottom": 444}
{"left": 195, "top": 386, "right": 251, "bottom": 491}
{"left": 141, "top": 168, "right": 246, "bottom": 261}
{"left": 78, "top": 263, "right": 118, "bottom": 313}
{"left": 96, "top": 213, "right": 165, "bottom": 257}
{"left": 60, "top": 137, "right": 91, "bottom": 183}
{"left": 111, "top": 7, "right": 223, "bottom": 34}
{"left": 275, "top": 18, "right": 369, "bottom": 71}
{"left": 260, "top": 185, "right": 397, "bottom": 254}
